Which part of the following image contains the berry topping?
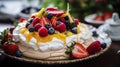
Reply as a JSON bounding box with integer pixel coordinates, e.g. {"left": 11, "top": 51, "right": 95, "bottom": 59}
{"left": 9, "top": 27, "right": 15, "bottom": 34}
{"left": 31, "top": 15, "right": 35, "bottom": 18}
{"left": 38, "top": 27, "right": 48, "bottom": 37}
{"left": 46, "top": 7, "right": 58, "bottom": 11}
{"left": 47, "top": 13, "right": 53, "bottom": 19}
{"left": 92, "top": 31, "right": 98, "bottom": 36}
{"left": 25, "top": 23, "right": 30, "bottom": 28}
{"left": 2, "top": 42, "right": 19, "bottom": 55}
{"left": 56, "top": 23, "right": 66, "bottom": 33}
{"left": 19, "top": 17, "right": 25, "bottom": 22}
{"left": 72, "top": 43, "right": 89, "bottom": 58}
{"left": 56, "top": 21, "right": 61, "bottom": 26}
{"left": 74, "top": 19, "right": 79, "bottom": 25}
{"left": 45, "top": 24, "right": 51, "bottom": 29}
{"left": 101, "top": 42, "right": 107, "bottom": 49}
{"left": 7, "top": 33, "right": 13, "bottom": 39}
{"left": 47, "top": 10, "right": 65, "bottom": 16}
{"left": 32, "top": 18, "right": 39, "bottom": 26}
{"left": 34, "top": 23, "right": 42, "bottom": 31}
{"left": 29, "top": 27, "right": 35, "bottom": 32}
{"left": 64, "top": 16, "right": 69, "bottom": 20}
{"left": 71, "top": 23, "right": 77, "bottom": 29}
{"left": 71, "top": 28, "right": 77, "bottom": 34}
{"left": 48, "top": 27, "right": 55, "bottom": 34}
{"left": 14, "top": 50, "right": 22, "bottom": 57}
{"left": 28, "top": 18, "right": 34, "bottom": 23}
{"left": 87, "top": 41, "right": 101, "bottom": 54}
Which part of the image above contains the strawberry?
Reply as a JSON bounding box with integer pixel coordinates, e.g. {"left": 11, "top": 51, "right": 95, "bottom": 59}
{"left": 103, "top": 12, "right": 112, "bottom": 20}
{"left": 38, "top": 27, "right": 48, "bottom": 37}
{"left": 9, "top": 27, "right": 15, "bottom": 34}
{"left": 72, "top": 43, "right": 89, "bottom": 58}
{"left": 2, "top": 42, "right": 19, "bottom": 55}
{"left": 74, "top": 19, "right": 79, "bottom": 25}
{"left": 31, "top": 15, "right": 35, "bottom": 18}
{"left": 46, "top": 7, "right": 58, "bottom": 11}
{"left": 47, "top": 10, "right": 65, "bottom": 16}
{"left": 56, "top": 23, "right": 66, "bottom": 33}
{"left": 19, "top": 17, "right": 25, "bottom": 22}
{"left": 6, "top": 33, "right": 13, "bottom": 39}
{"left": 87, "top": 41, "right": 101, "bottom": 54}
{"left": 94, "top": 15, "right": 104, "bottom": 21}
{"left": 32, "top": 18, "right": 40, "bottom": 26}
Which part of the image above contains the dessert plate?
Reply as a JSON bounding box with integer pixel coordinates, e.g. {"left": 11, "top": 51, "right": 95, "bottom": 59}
{"left": 0, "top": 24, "right": 111, "bottom": 64}
{"left": 84, "top": 14, "right": 105, "bottom": 25}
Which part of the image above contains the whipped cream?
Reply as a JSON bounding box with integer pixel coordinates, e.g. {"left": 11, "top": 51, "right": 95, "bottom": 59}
{"left": 13, "top": 22, "right": 92, "bottom": 52}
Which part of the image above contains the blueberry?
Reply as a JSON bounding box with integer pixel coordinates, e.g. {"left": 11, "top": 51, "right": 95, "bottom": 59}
{"left": 14, "top": 50, "right": 22, "bottom": 57}
{"left": 56, "top": 21, "right": 61, "bottom": 26}
{"left": 25, "top": 23, "right": 30, "bottom": 28}
{"left": 47, "top": 13, "right": 53, "bottom": 19}
{"left": 92, "top": 31, "right": 98, "bottom": 36}
{"left": 71, "top": 28, "right": 77, "bottom": 34}
{"left": 45, "top": 24, "right": 51, "bottom": 29}
{"left": 71, "top": 23, "right": 77, "bottom": 28}
{"left": 48, "top": 27, "right": 55, "bottom": 34}
{"left": 0, "top": 52, "right": 5, "bottom": 62}
{"left": 101, "top": 42, "right": 107, "bottom": 49}
{"left": 29, "top": 18, "right": 34, "bottom": 23}
{"left": 29, "top": 27, "right": 35, "bottom": 32}
{"left": 65, "top": 21, "right": 71, "bottom": 30}
{"left": 64, "top": 16, "right": 69, "bottom": 20}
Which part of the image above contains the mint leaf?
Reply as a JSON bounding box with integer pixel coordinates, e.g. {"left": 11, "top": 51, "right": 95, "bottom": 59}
{"left": 4, "top": 28, "right": 10, "bottom": 36}
{"left": 13, "top": 22, "right": 18, "bottom": 28}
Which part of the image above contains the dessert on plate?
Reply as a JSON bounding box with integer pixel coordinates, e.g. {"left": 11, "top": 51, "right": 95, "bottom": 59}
{"left": 0, "top": 6, "right": 109, "bottom": 61}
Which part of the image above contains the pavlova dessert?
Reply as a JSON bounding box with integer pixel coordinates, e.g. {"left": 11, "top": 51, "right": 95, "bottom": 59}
{"left": 0, "top": 6, "right": 108, "bottom": 60}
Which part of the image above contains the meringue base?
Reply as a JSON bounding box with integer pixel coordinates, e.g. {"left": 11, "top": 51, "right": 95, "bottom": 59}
{"left": 18, "top": 38, "right": 93, "bottom": 60}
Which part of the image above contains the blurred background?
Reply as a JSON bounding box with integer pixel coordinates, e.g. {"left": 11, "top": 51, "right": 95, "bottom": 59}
{"left": 0, "top": 0, "right": 120, "bottom": 40}
{"left": 0, "top": 0, "right": 120, "bottom": 22}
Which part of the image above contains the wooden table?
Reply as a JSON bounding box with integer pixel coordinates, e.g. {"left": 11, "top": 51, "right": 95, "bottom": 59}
{"left": 0, "top": 22, "right": 120, "bottom": 67}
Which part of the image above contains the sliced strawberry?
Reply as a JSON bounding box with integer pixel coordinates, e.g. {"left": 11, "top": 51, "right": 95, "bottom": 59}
{"left": 87, "top": 41, "right": 101, "bottom": 54}
{"left": 72, "top": 43, "right": 89, "bottom": 58}
{"left": 94, "top": 15, "right": 104, "bottom": 21}
{"left": 31, "top": 15, "right": 36, "bottom": 18}
{"left": 19, "top": 17, "right": 25, "bottom": 22}
{"left": 47, "top": 10, "right": 65, "bottom": 16}
{"left": 46, "top": 7, "right": 58, "bottom": 11}
{"left": 32, "top": 18, "right": 40, "bottom": 26}
{"left": 51, "top": 17, "right": 57, "bottom": 28}
{"left": 103, "top": 12, "right": 112, "bottom": 20}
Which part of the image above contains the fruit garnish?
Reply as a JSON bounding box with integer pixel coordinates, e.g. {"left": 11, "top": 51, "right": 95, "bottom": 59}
{"left": 29, "top": 27, "right": 35, "bottom": 32}
{"left": 28, "top": 18, "right": 34, "bottom": 23}
{"left": 74, "top": 19, "right": 79, "bottom": 25}
{"left": 48, "top": 27, "right": 55, "bottom": 34}
{"left": 72, "top": 43, "right": 89, "bottom": 58}
{"left": 103, "top": 12, "right": 112, "bottom": 20}
{"left": 56, "top": 22, "right": 66, "bottom": 33}
{"left": 31, "top": 15, "right": 35, "bottom": 18}
{"left": 71, "top": 27, "right": 77, "bottom": 34}
{"left": 32, "top": 18, "right": 40, "bottom": 26}
{"left": 94, "top": 14, "right": 104, "bottom": 21}
{"left": 38, "top": 27, "right": 48, "bottom": 37}
{"left": 46, "top": 7, "right": 58, "bottom": 11}
{"left": 19, "top": 17, "right": 25, "bottom": 22}
{"left": 92, "top": 30, "right": 98, "bottom": 36}
{"left": 47, "top": 13, "right": 53, "bottom": 19}
{"left": 6, "top": 33, "right": 13, "bottom": 39}
{"left": 87, "top": 41, "right": 101, "bottom": 54}
{"left": 2, "top": 42, "right": 19, "bottom": 55}
{"left": 34, "top": 23, "right": 42, "bottom": 32}
{"left": 100, "top": 42, "right": 107, "bottom": 49}
{"left": 9, "top": 27, "right": 15, "bottom": 34}
{"left": 35, "top": 8, "right": 45, "bottom": 17}
{"left": 14, "top": 50, "right": 22, "bottom": 57}
{"left": 47, "top": 10, "right": 65, "bottom": 16}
